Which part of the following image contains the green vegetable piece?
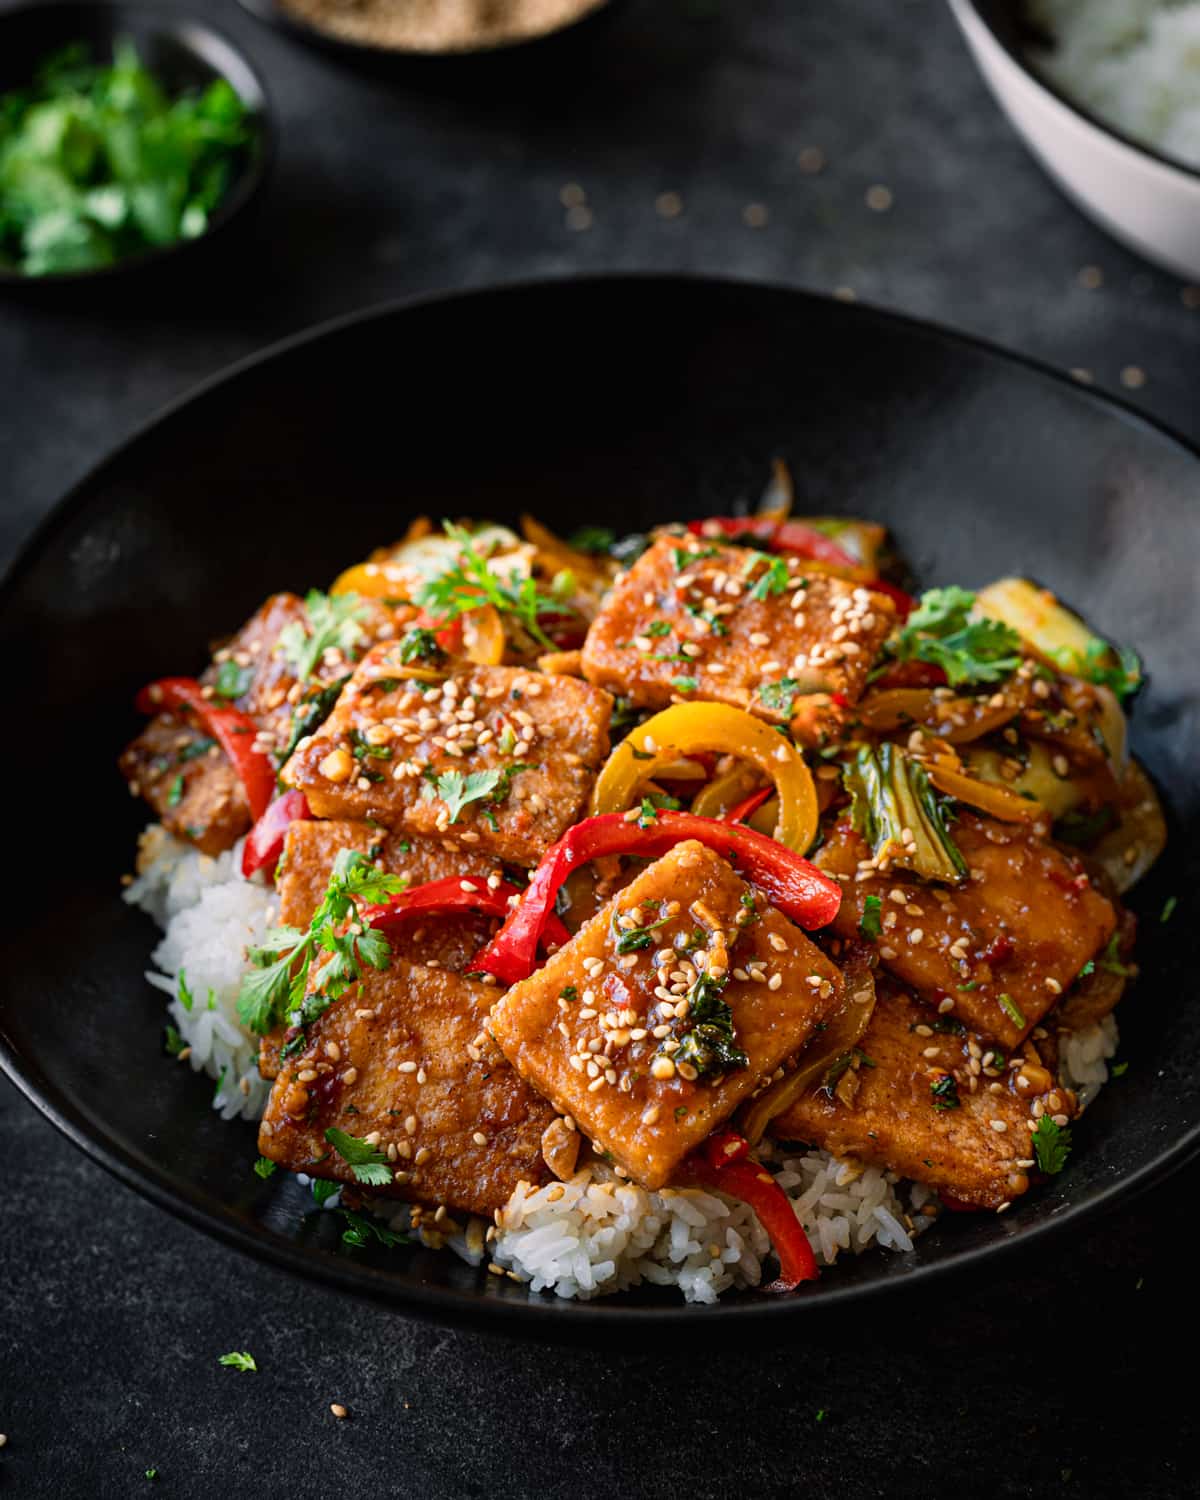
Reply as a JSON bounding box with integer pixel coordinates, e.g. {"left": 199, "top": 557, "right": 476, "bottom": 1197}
{"left": 324, "top": 1127, "right": 394, "bottom": 1187}
{"left": 843, "top": 743, "right": 967, "bottom": 885}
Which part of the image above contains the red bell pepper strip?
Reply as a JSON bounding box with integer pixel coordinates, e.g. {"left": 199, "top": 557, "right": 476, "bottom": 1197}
{"left": 702, "top": 1129, "right": 752, "bottom": 1171}
{"left": 687, "top": 516, "right": 860, "bottom": 571}
{"left": 689, "top": 1140, "right": 818, "bottom": 1291}
{"left": 241, "top": 790, "right": 312, "bottom": 880}
{"left": 721, "top": 787, "right": 774, "bottom": 826}
{"left": 470, "top": 810, "right": 843, "bottom": 985}
{"left": 363, "top": 878, "right": 572, "bottom": 952}
{"left": 136, "top": 676, "right": 276, "bottom": 821}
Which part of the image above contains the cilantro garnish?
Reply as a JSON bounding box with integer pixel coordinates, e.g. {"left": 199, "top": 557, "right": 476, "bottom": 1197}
{"left": 615, "top": 907, "right": 672, "bottom": 954}
{"left": 324, "top": 1127, "right": 393, "bottom": 1187}
{"left": 567, "top": 526, "right": 616, "bottom": 554}
{"left": 218, "top": 1351, "right": 257, "bottom": 1373}
{"left": 1070, "top": 638, "right": 1142, "bottom": 703}
{"left": 1032, "top": 1115, "right": 1072, "bottom": 1175}
{"left": 417, "top": 521, "right": 565, "bottom": 649}
{"left": 279, "top": 674, "right": 350, "bottom": 767}
{"left": 858, "top": 894, "right": 883, "bottom": 942}
{"left": 1098, "top": 933, "right": 1134, "bottom": 977}
{"left": 398, "top": 627, "right": 445, "bottom": 664}
{"left": 748, "top": 552, "right": 790, "bottom": 601}
{"left": 421, "top": 764, "right": 531, "bottom": 824}
{"left": 213, "top": 659, "right": 254, "bottom": 701}
{"left": 1077, "top": 958, "right": 1096, "bottom": 980}
{"left": 339, "top": 1207, "right": 411, "bottom": 1250}
{"left": 279, "top": 590, "right": 367, "bottom": 684}
{"left": 559, "top": 985, "right": 578, "bottom": 1002}
{"left": 646, "top": 620, "right": 672, "bottom": 637}
{"left": 890, "top": 586, "right": 1022, "bottom": 687}
{"left": 997, "top": 993, "right": 1026, "bottom": 1029}
{"left": 1161, "top": 896, "right": 1178, "bottom": 924}
{"left": 930, "top": 1073, "right": 960, "bottom": 1111}
{"left": 759, "top": 677, "right": 802, "bottom": 717}
{"left": 166, "top": 772, "right": 185, "bottom": 807}
{"left": 668, "top": 972, "right": 748, "bottom": 1077}
{"left": 236, "top": 849, "right": 404, "bottom": 1037}
{"left": 178, "top": 736, "right": 217, "bottom": 762}
{"left": 672, "top": 675, "right": 699, "bottom": 693}
{"left": 1111, "top": 1061, "right": 1129, "bottom": 1078}
{"left": 253, "top": 1156, "right": 277, "bottom": 1179}
{"left": 311, "top": 1177, "right": 339, "bottom": 1206}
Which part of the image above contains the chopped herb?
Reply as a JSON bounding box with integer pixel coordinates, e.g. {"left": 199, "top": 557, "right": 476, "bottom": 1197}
{"left": 930, "top": 1073, "right": 960, "bottom": 1111}
{"left": 758, "top": 677, "right": 803, "bottom": 717}
{"left": 398, "top": 627, "right": 445, "bottom": 664}
{"left": 339, "top": 1207, "right": 410, "bottom": 1250}
{"left": 253, "top": 1156, "right": 277, "bottom": 1179}
{"left": 213, "top": 659, "right": 254, "bottom": 700}
{"left": 668, "top": 972, "right": 748, "bottom": 1078}
{"left": 674, "top": 1105, "right": 689, "bottom": 1120}
{"left": 890, "top": 586, "right": 1022, "bottom": 687}
{"left": 558, "top": 985, "right": 578, "bottom": 1002}
{"left": 1032, "top": 1115, "right": 1072, "bottom": 1175}
{"left": 178, "top": 736, "right": 216, "bottom": 762}
{"left": 166, "top": 772, "right": 185, "bottom": 807}
{"left": 671, "top": 675, "right": 699, "bottom": 693}
{"left": 672, "top": 544, "right": 721, "bottom": 570}
{"left": 815, "top": 1410, "right": 826, "bottom": 1424}
{"left": 748, "top": 552, "right": 790, "bottom": 600}
{"left": 1160, "top": 896, "right": 1178, "bottom": 925}
{"left": 957, "top": 981, "right": 979, "bottom": 991}
{"left": 417, "top": 521, "right": 565, "bottom": 649}
{"left": 236, "top": 849, "right": 404, "bottom": 1036}
{"left": 858, "top": 894, "right": 883, "bottom": 942}
{"left": 1098, "top": 933, "right": 1134, "bottom": 977}
{"left": 350, "top": 728, "right": 393, "bottom": 763}
{"left": 1111, "top": 1060, "right": 1129, "bottom": 1078}
{"left": 145, "top": 1469, "right": 158, "bottom": 1481}
{"left": 1054, "top": 805, "right": 1118, "bottom": 847}
{"left": 997, "top": 993, "right": 1025, "bottom": 1029}
{"left": 646, "top": 620, "right": 672, "bottom": 637}
{"left": 279, "top": 674, "right": 351, "bottom": 766}
{"left": 422, "top": 765, "right": 529, "bottom": 824}
{"left": 311, "top": 1177, "right": 339, "bottom": 1206}
{"left": 218, "top": 1351, "right": 257, "bottom": 1373}
{"left": 1072, "top": 637, "right": 1142, "bottom": 704}
{"left": 614, "top": 909, "right": 672, "bottom": 954}
{"left": 278, "top": 590, "right": 366, "bottom": 684}
{"left": 684, "top": 603, "right": 729, "bottom": 636}
{"left": 1078, "top": 958, "right": 1096, "bottom": 980}
{"left": 324, "top": 1127, "right": 393, "bottom": 1187}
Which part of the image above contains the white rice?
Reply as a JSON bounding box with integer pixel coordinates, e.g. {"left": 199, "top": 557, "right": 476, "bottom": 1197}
{"left": 1028, "top": 0, "right": 1200, "bottom": 168}
{"left": 124, "top": 825, "right": 274, "bottom": 1120}
{"left": 123, "top": 824, "right": 1120, "bottom": 1301}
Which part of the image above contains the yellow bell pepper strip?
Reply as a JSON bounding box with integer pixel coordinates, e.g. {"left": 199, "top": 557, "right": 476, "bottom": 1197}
{"left": 330, "top": 560, "right": 409, "bottom": 599}
{"left": 590, "top": 702, "right": 819, "bottom": 855}
{"left": 469, "top": 810, "right": 843, "bottom": 985}
{"left": 460, "top": 603, "right": 506, "bottom": 665}
{"left": 925, "top": 762, "right": 1041, "bottom": 823}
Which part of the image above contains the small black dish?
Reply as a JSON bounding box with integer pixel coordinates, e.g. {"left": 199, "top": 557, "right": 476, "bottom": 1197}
{"left": 0, "top": 275, "right": 1197, "bottom": 1339}
{"left": 0, "top": 1, "right": 273, "bottom": 289}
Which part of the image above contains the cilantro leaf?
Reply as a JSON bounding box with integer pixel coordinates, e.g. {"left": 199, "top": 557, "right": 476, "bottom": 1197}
{"left": 339, "top": 1207, "right": 410, "bottom": 1250}
{"left": 278, "top": 590, "right": 366, "bottom": 684}
{"left": 423, "top": 767, "right": 502, "bottom": 823}
{"left": 1032, "top": 1115, "right": 1072, "bottom": 1175}
{"left": 748, "top": 552, "right": 790, "bottom": 601}
{"left": 218, "top": 1351, "right": 257, "bottom": 1373}
{"left": 890, "top": 586, "right": 1022, "bottom": 687}
{"left": 213, "top": 659, "right": 254, "bottom": 700}
{"left": 253, "top": 1156, "right": 277, "bottom": 1179}
{"left": 311, "top": 1177, "right": 339, "bottom": 1206}
{"left": 858, "top": 894, "right": 883, "bottom": 942}
{"left": 398, "top": 626, "right": 445, "bottom": 664}
{"left": 324, "top": 1127, "right": 393, "bottom": 1186}
{"left": 930, "top": 1073, "right": 960, "bottom": 1111}
{"left": 758, "top": 677, "right": 802, "bottom": 717}
{"left": 416, "top": 521, "right": 566, "bottom": 650}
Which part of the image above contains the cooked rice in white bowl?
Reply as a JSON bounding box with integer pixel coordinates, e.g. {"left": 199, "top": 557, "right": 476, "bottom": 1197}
{"left": 125, "top": 827, "right": 1119, "bottom": 1303}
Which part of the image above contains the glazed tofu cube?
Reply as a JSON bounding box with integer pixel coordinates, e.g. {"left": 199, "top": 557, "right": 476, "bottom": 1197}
{"left": 816, "top": 814, "right": 1116, "bottom": 1050}
{"left": 258, "top": 962, "right": 557, "bottom": 1217}
{"left": 118, "top": 715, "right": 249, "bottom": 856}
{"left": 580, "top": 537, "right": 897, "bottom": 744}
{"left": 488, "top": 841, "right": 844, "bottom": 1190}
{"left": 281, "top": 649, "right": 612, "bottom": 866}
{"left": 772, "top": 986, "right": 1075, "bottom": 1210}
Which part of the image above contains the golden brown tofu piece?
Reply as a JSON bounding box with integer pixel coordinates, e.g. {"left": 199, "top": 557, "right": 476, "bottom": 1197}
{"left": 580, "top": 537, "right": 896, "bottom": 744}
{"left": 118, "top": 716, "right": 249, "bottom": 855}
{"left": 816, "top": 814, "right": 1116, "bottom": 1050}
{"left": 258, "top": 820, "right": 504, "bottom": 1082}
{"left": 488, "top": 841, "right": 844, "bottom": 1190}
{"left": 119, "top": 591, "right": 411, "bottom": 854}
{"left": 772, "top": 986, "right": 1074, "bottom": 1210}
{"left": 282, "top": 649, "right": 612, "bottom": 866}
{"left": 258, "top": 963, "right": 556, "bottom": 1216}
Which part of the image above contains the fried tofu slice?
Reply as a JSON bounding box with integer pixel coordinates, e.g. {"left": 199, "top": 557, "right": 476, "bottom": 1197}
{"left": 488, "top": 841, "right": 844, "bottom": 1190}
{"left": 119, "top": 591, "right": 410, "bottom": 854}
{"left": 258, "top": 963, "right": 556, "bottom": 1217}
{"left": 281, "top": 649, "right": 612, "bottom": 866}
{"left": 772, "top": 986, "right": 1075, "bottom": 1210}
{"left": 258, "top": 820, "right": 504, "bottom": 1082}
{"left": 816, "top": 813, "right": 1116, "bottom": 1050}
{"left": 580, "top": 537, "right": 896, "bottom": 744}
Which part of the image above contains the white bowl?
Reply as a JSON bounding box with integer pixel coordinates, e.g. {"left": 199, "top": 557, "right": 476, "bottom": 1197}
{"left": 948, "top": 0, "right": 1200, "bottom": 279}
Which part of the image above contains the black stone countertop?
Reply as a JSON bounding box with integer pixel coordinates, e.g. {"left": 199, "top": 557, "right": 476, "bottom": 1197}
{"left": 1, "top": 1, "right": 1196, "bottom": 1493}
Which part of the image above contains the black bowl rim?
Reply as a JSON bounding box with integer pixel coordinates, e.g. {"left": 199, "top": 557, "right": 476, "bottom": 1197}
{"left": 0, "top": 0, "right": 277, "bottom": 287}
{"left": 235, "top": 0, "right": 611, "bottom": 61}
{"left": 953, "top": 0, "right": 1200, "bottom": 187}
{"left": 3, "top": 271, "right": 1199, "bottom": 1334}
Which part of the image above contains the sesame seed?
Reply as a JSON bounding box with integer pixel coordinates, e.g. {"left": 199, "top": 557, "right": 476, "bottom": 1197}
{"left": 651, "top": 1056, "right": 676, "bottom": 1080}
{"left": 865, "top": 183, "right": 893, "bottom": 212}
{"left": 472, "top": 1131, "right": 488, "bottom": 1146}
{"left": 1121, "top": 365, "right": 1147, "bottom": 389}
{"left": 342, "top": 1067, "right": 358, "bottom": 1085}
{"left": 330, "top": 1403, "right": 349, "bottom": 1420}
{"left": 990, "top": 1119, "right": 1008, "bottom": 1132}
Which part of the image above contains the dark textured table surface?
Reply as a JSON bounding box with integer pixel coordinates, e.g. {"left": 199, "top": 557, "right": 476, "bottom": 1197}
{"left": 2, "top": 0, "right": 1197, "bottom": 1494}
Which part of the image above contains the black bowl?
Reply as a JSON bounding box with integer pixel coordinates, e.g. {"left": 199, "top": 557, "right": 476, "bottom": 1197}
{"left": 1, "top": 275, "right": 1197, "bottom": 1337}
{"left": 0, "top": 1, "right": 273, "bottom": 288}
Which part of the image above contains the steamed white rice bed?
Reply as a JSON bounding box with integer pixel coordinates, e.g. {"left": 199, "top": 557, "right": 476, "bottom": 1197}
{"left": 1029, "top": 0, "right": 1200, "bottom": 168}
{"left": 125, "top": 827, "right": 1119, "bottom": 1302}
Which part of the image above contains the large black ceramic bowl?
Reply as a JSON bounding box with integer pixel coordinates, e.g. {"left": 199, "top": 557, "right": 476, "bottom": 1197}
{"left": 1, "top": 276, "right": 1196, "bottom": 1336}
{"left": 0, "top": 1, "right": 272, "bottom": 288}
